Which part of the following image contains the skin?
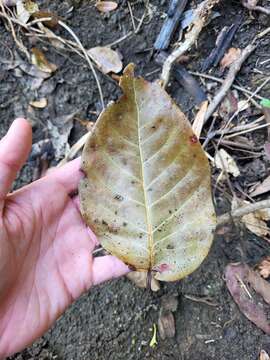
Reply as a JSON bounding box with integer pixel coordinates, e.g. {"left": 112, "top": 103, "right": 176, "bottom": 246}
{"left": 0, "top": 118, "right": 128, "bottom": 358}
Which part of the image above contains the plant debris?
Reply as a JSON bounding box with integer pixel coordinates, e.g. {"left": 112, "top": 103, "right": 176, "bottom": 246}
{"left": 257, "top": 257, "right": 270, "bottom": 279}
{"left": 87, "top": 46, "right": 123, "bottom": 74}
{"left": 95, "top": 1, "right": 118, "bottom": 13}
{"left": 225, "top": 263, "right": 270, "bottom": 334}
{"left": 220, "top": 47, "right": 242, "bottom": 70}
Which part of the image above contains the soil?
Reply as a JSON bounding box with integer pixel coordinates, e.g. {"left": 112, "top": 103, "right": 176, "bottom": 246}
{"left": 1, "top": 0, "right": 270, "bottom": 359}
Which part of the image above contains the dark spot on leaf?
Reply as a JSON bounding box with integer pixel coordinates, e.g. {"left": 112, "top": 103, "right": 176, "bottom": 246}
{"left": 114, "top": 194, "right": 124, "bottom": 201}
{"left": 115, "top": 210, "right": 118, "bottom": 215}
{"left": 167, "top": 244, "right": 174, "bottom": 250}
{"left": 102, "top": 220, "right": 108, "bottom": 226}
{"left": 123, "top": 222, "right": 127, "bottom": 226}
{"left": 189, "top": 134, "right": 198, "bottom": 144}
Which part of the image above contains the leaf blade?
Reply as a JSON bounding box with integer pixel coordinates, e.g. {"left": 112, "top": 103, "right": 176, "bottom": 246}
{"left": 79, "top": 64, "right": 216, "bottom": 281}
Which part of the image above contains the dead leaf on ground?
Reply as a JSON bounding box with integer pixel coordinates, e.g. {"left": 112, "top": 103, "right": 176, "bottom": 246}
{"left": 260, "top": 350, "right": 270, "bottom": 360}
{"left": 192, "top": 100, "right": 208, "bottom": 138}
{"left": 214, "top": 148, "right": 240, "bottom": 179}
{"left": 218, "top": 91, "right": 238, "bottom": 121}
{"left": 79, "top": 64, "right": 216, "bottom": 282}
{"left": 95, "top": 1, "right": 118, "bottom": 13}
{"left": 225, "top": 263, "right": 270, "bottom": 334}
{"left": 87, "top": 47, "right": 123, "bottom": 74}
{"left": 232, "top": 198, "right": 270, "bottom": 237}
{"left": 29, "top": 98, "right": 47, "bottom": 109}
{"left": 250, "top": 175, "right": 270, "bottom": 197}
{"left": 243, "top": 206, "right": 270, "bottom": 238}
{"left": 158, "top": 295, "right": 178, "bottom": 340}
{"left": 31, "top": 48, "right": 57, "bottom": 74}
{"left": 220, "top": 47, "right": 241, "bottom": 69}
{"left": 31, "top": 11, "right": 60, "bottom": 29}
{"left": 126, "top": 271, "right": 160, "bottom": 291}
{"left": 16, "top": 0, "right": 39, "bottom": 24}
{"left": 258, "top": 257, "right": 270, "bottom": 279}
{"left": 48, "top": 112, "right": 77, "bottom": 160}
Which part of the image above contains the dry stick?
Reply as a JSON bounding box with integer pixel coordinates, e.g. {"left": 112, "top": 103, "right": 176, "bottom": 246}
{"left": 217, "top": 199, "right": 270, "bottom": 226}
{"left": 190, "top": 71, "right": 264, "bottom": 101}
{"left": 203, "top": 44, "right": 256, "bottom": 124}
{"left": 161, "top": 0, "right": 220, "bottom": 86}
{"left": 58, "top": 20, "right": 104, "bottom": 109}
{"left": 0, "top": 5, "right": 30, "bottom": 60}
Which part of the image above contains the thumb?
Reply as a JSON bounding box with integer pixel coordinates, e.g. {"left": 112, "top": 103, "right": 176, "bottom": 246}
{"left": 0, "top": 118, "right": 32, "bottom": 209}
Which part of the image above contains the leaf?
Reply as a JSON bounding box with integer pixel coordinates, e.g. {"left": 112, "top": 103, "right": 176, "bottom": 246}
{"left": 261, "top": 98, "right": 270, "bottom": 109}
{"left": 29, "top": 98, "right": 47, "bottom": 108}
{"left": 95, "top": 1, "right": 118, "bottom": 13}
{"left": 31, "top": 48, "right": 57, "bottom": 74}
{"left": 16, "top": 0, "right": 39, "bottom": 24}
{"left": 87, "top": 47, "right": 123, "bottom": 74}
{"left": 258, "top": 257, "right": 270, "bottom": 279}
{"left": 220, "top": 47, "right": 241, "bottom": 69}
{"left": 232, "top": 198, "right": 270, "bottom": 237}
{"left": 79, "top": 64, "right": 216, "bottom": 282}
{"left": 250, "top": 175, "right": 270, "bottom": 197}
{"left": 192, "top": 100, "right": 208, "bottom": 138}
{"left": 225, "top": 263, "right": 270, "bottom": 334}
{"left": 242, "top": 207, "right": 270, "bottom": 237}
{"left": 31, "top": 11, "right": 59, "bottom": 29}
{"left": 214, "top": 148, "right": 240, "bottom": 178}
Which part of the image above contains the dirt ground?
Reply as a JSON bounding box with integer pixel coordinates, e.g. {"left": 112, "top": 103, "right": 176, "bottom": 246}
{"left": 1, "top": 0, "right": 270, "bottom": 359}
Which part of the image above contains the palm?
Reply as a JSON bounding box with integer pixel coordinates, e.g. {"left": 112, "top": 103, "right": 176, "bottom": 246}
{"left": 0, "top": 119, "right": 128, "bottom": 358}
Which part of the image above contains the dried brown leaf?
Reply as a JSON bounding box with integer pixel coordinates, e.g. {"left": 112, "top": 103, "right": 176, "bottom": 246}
{"left": 95, "top": 1, "right": 118, "bottom": 13}
{"left": 87, "top": 46, "right": 123, "bottom": 74}
{"left": 79, "top": 64, "right": 216, "bottom": 282}
{"left": 214, "top": 148, "right": 240, "bottom": 178}
{"left": 16, "top": 0, "right": 39, "bottom": 23}
{"left": 29, "top": 98, "right": 47, "bottom": 109}
{"left": 251, "top": 176, "right": 270, "bottom": 197}
{"left": 220, "top": 47, "right": 241, "bottom": 69}
{"left": 158, "top": 310, "right": 175, "bottom": 340}
{"left": 225, "top": 263, "right": 270, "bottom": 334}
{"left": 31, "top": 48, "right": 57, "bottom": 74}
{"left": 233, "top": 199, "right": 270, "bottom": 237}
{"left": 258, "top": 257, "right": 270, "bottom": 279}
{"left": 192, "top": 100, "right": 208, "bottom": 138}
{"left": 31, "top": 11, "right": 59, "bottom": 29}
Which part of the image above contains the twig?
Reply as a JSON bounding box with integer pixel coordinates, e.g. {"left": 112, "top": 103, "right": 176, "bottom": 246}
{"left": 217, "top": 199, "right": 270, "bottom": 226}
{"left": 204, "top": 44, "right": 256, "bottom": 124}
{"left": 154, "top": 0, "right": 188, "bottom": 51}
{"left": 58, "top": 20, "right": 105, "bottom": 109}
{"left": 0, "top": 5, "right": 30, "bottom": 60}
{"left": 202, "top": 20, "right": 241, "bottom": 72}
{"left": 161, "top": 0, "right": 220, "bottom": 86}
{"left": 242, "top": 0, "right": 270, "bottom": 15}
{"left": 190, "top": 71, "right": 264, "bottom": 100}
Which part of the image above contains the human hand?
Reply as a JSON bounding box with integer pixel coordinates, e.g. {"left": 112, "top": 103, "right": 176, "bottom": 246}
{"left": 0, "top": 119, "right": 128, "bottom": 358}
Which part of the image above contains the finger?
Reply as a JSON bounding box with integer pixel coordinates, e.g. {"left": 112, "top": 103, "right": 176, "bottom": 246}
{"left": 48, "top": 157, "right": 83, "bottom": 193}
{"left": 0, "top": 118, "right": 32, "bottom": 203}
{"left": 92, "top": 255, "right": 129, "bottom": 286}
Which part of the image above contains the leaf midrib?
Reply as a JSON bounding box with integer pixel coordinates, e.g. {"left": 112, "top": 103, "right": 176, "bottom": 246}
{"left": 133, "top": 79, "right": 154, "bottom": 269}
